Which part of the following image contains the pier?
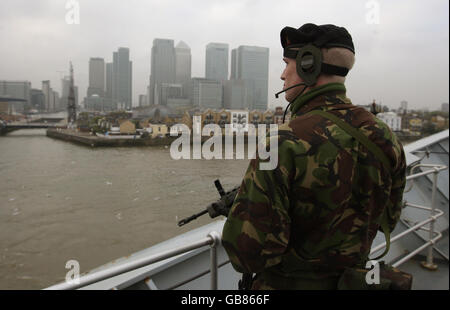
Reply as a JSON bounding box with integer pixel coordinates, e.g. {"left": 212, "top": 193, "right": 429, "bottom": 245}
{"left": 46, "top": 128, "right": 177, "bottom": 147}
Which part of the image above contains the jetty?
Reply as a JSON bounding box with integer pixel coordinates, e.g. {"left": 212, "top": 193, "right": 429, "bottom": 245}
{"left": 46, "top": 128, "right": 176, "bottom": 147}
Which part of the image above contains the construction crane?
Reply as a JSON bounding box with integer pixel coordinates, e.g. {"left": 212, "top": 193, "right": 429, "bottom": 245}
{"left": 67, "top": 62, "right": 77, "bottom": 124}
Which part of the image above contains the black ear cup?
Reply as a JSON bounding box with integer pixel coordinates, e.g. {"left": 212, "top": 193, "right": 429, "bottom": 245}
{"left": 295, "top": 44, "right": 323, "bottom": 86}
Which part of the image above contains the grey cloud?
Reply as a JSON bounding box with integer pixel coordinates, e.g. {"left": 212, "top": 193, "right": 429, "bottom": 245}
{"left": 0, "top": 0, "right": 448, "bottom": 110}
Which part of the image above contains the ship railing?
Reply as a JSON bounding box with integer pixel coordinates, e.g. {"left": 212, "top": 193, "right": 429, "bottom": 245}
{"left": 370, "top": 163, "right": 448, "bottom": 268}
{"left": 47, "top": 163, "right": 448, "bottom": 290}
{"left": 45, "top": 231, "right": 222, "bottom": 290}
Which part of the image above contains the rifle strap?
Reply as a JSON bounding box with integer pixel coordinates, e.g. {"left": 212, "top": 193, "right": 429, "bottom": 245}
{"left": 307, "top": 109, "right": 392, "bottom": 260}
{"left": 238, "top": 273, "right": 254, "bottom": 290}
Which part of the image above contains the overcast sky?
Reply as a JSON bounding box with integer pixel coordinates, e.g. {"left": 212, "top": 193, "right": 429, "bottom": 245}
{"left": 0, "top": 0, "right": 448, "bottom": 110}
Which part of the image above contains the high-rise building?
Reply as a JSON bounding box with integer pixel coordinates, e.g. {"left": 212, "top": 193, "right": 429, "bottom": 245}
{"left": 399, "top": 100, "right": 408, "bottom": 114}
{"left": 30, "top": 89, "right": 45, "bottom": 111}
{"left": 139, "top": 95, "right": 147, "bottom": 107}
{"left": 191, "top": 78, "right": 223, "bottom": 110}
{"left": 149, "top": 39, "right": 176, "bottom": 106}
{"left": 106, "top": 62, "right": 113, "bottom": 100}
{"left": 205, "top": 43, "right": 229, "bottom": 82}
{"left": 52, "top": 90, "right": 60, "bottom": 112}
{"left": 160, "top": 83, "right": 183, "bottom": 107}
{"left": 85, "top": 95, "right": 113, "bottom": 112}
{"left": 224, "top": 79, "right": 248, "bottom": 110}
{"left": 42, "top": 80, "right": 52, "bottom": 112}
{"left": 230, "top": 49, "right": 238, "bottom": 80}
{"left": 0, "top": 80, "right": 31, "bottom": 109}
{"left": 47, "top": 88, "right": 56, "bottom": 112}
{"left": 61, "top": 76, "right": 78, "bottom": 110}
{"left": 88, "top": 57, "right": 105, "bottom": 97}
{"left": 85, "top": 57, "right": 113, "bottom": 112}
{"left": 442, "top": 103, "right": 449, "bottom": 113}
{"left": 230, "top": 46, "right": 269, "bottom": 110}
{"left": 112, "top": 48, "right": 132, "bottom": 110}
{"left": 175, "top": 41, "right": 192, "bottom": 98}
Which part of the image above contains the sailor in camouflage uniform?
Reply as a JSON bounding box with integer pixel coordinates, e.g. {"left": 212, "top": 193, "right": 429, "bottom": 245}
{"left": 222, "top": 23, "right": 406, "bottom": 290}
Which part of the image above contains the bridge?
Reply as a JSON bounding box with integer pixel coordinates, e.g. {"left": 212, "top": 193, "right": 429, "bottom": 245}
{"left": 1, "top": 63, "right": 77, "bottom": 136}
{"left": 0, "top": 121, "right": 65, "bottom": 135}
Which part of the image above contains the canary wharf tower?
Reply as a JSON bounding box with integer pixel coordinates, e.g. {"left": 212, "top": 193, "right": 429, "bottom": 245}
{"left": 231, "top": 46, "right": 269, "bottom": 110}
{"left": 149, "top": 39, "right": 176, "bottom": 106}
{"left": 112, "top": 47, "right": 132, "bottom": 110}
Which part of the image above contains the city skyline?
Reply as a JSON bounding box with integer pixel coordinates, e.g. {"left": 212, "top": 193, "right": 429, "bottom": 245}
{"left": 1, "top": 40, "right": 447, "bottom": 112}
{"left": 0, "top": 0, "right": 448, "bottom": 110}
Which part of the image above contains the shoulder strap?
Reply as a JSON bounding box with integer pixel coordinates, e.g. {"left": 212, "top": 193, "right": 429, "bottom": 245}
{"left": 308, "top": 110, "right": 391, "bottom": 171}
{"left": 307, "top": 109, "right": 391, "bottom": 260}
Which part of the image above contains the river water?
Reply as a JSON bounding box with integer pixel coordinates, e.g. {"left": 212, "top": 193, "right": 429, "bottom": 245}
{"left": 0, "top": 129, "right": 251, "bottom": 289}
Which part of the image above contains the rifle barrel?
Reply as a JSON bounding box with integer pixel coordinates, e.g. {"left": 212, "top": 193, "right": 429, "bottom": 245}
{"left": 177, "top": 209, "right": 208, "bottom": 227}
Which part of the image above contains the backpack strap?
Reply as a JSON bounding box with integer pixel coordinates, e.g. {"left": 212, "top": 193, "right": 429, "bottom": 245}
{"left": 307, "top": 109, "right": 392, "bottom": 260}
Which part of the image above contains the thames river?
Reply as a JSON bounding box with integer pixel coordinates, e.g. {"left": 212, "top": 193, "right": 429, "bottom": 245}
{"left": 0, "top": 129, "right": 250, "bottom": 289}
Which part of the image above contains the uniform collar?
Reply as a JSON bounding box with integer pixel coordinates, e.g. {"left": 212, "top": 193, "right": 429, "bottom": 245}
{"left": 289, "top": 83, "right": 348, "bottom": 117}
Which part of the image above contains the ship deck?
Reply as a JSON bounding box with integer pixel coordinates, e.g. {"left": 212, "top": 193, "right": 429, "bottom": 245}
{"left": 45, "top": 130, "right": 450, "bottom": 290}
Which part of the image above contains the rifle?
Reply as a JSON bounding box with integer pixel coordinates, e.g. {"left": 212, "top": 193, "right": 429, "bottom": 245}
{"left": 177, "top": 179, "right": 254, "bottom": 290}
{"left": 177, "top": 179, "right": 240, "bottom": 227}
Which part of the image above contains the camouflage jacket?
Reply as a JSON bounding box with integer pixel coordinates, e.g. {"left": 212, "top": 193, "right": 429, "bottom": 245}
{"left": 222, "top": 83, "right": 406, "bottom": 290}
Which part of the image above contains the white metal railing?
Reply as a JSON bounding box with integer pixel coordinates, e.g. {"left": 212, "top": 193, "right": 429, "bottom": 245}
{"left": 45, "top": 231, "right": 222, "bottom": 290}
{"left": 370, "top": 163, "right": 448, "bottom": 268}
{"left": 46, "top": 163, "right": 448, "bottom": 290}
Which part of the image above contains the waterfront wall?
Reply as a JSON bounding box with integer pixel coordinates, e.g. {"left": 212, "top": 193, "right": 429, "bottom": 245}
{"left": 46, "top": 129, "right": 178, "bottom": 147}
{"left": 46, "top": 128, "right": 261, "bottom": 147}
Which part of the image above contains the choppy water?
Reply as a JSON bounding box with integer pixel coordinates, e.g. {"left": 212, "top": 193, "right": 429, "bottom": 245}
{"left": 0, "top": 129, "right": 250, "bottom": 289}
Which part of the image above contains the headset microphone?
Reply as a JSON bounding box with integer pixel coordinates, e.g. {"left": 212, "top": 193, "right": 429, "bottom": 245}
{"left": 279, "top": 84, "right": 308, "bottom": 123}
{"left": 275, "top": 82, "right": 307, "bottom": 99}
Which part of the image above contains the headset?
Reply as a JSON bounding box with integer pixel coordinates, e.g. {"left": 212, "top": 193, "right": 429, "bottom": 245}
{"left": 275, "top": 43, "right": 351, "bottom": 122}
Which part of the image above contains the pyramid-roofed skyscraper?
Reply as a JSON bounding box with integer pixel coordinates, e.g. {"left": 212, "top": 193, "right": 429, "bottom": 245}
{"left": 175, "top": 41, "right": 192, "bottom": 98}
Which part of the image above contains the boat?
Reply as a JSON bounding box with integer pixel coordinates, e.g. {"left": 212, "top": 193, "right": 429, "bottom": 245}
{"left": 45, "top": 129, "right": 449, "bottom": 290}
